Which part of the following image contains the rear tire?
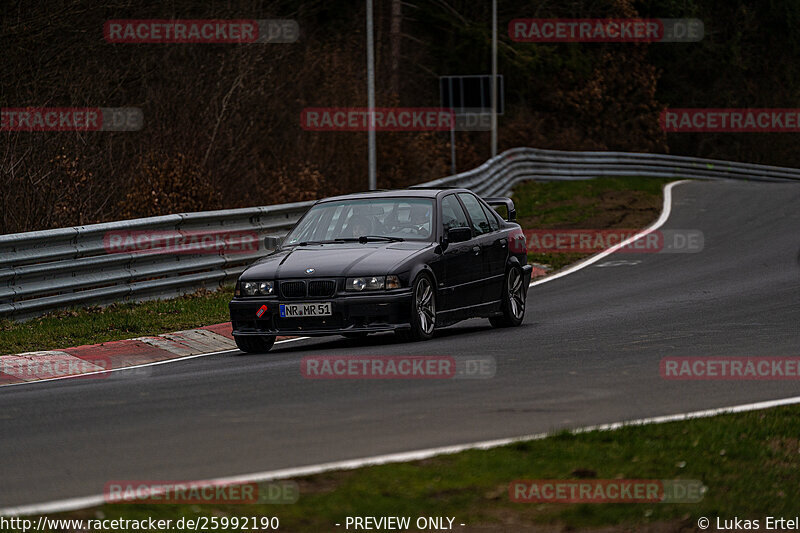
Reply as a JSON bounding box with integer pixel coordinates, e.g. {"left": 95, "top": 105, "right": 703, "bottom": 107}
{"left": 396, "top": 274, "right": 436, "bottom": 342}
{"left": 489, "top": 265, "right": 526, "bottom": 328}
{"left": 234, "top": 335, "right": 276, "bottom": 354}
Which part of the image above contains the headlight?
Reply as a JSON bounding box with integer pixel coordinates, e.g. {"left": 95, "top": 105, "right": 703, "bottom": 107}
{"left": 240, "top": 280, "right": 274, "bottom": 296}
{"left": 346, "top": 276, "right": 385, "bottom": 291}
{"left": 347, "top": 277, "right": 368, "bottom": 291}
{"left": 366, "top": 276, "right": 384, "bottom": 290}
{"left": 258, "top": 281, "right": 274, "bottom": 295}
{"left": 346, "top": 276, "right": 401, "bottom": 291}
{"left": 242, "top": 281, "right": 258, "bottom": 296}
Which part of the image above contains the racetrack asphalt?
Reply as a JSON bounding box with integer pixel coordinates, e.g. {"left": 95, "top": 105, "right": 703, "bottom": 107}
{"left": 1, "top": 180, "right": 799, "bottom": 509}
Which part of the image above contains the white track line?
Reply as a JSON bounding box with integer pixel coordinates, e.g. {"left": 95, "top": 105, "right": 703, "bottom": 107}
{"left": 0, "top": 337, "right": 310, "bottom": 388}
{"left": 3, "top": 180, "right": 683, "bottom": 389}
{"left": 528, "top": 180, "right": 689, "bottom": 287}
{"left": 11, "top": 178, "right": 785, "bottom": 517}
{"left": 5, "top": 394, "right": 799, "bottom": 517}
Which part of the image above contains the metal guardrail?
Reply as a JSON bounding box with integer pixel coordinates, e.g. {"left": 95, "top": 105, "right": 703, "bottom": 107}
{"left": 0, "top": 202, "right": 312, "bottom": 319}
{"left": 420, "top": 147, "right": 800, "bottom": 197}
{"left": 2, "top": 147, "right": 799, "bottom": 319}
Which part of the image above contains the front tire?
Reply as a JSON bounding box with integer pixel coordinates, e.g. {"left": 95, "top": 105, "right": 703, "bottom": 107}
{"left": 397, "top": 274, "right": 436, "bottom": 342}
{"left": 490, "top": 265, "right": 526, "bottom": 328}
{"left": 234, "top": 335, "right": 276, "bottom": 354}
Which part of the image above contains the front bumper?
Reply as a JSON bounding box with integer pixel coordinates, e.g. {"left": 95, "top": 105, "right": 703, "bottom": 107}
{"left": 522, "top": 264, "right": 533, "bottom": 285}
{"left": 229, "top": 290, "right": 413, "bottom": 337}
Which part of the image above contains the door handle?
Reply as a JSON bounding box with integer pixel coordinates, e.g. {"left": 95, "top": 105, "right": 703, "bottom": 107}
{"left": 472, "top": 246, "right": 481, "bottom": 255}
{"left": 499, "top": 239, "right": 507, "bottom": 247}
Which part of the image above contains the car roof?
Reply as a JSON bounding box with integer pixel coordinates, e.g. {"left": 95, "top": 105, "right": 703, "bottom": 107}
{"left": 318, "top": 187, "right": 471, "bottom": 203}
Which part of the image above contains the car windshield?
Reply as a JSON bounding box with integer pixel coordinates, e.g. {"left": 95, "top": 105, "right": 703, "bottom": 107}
{"left": 285, "top": 197, "right": 435, "bottom": 244}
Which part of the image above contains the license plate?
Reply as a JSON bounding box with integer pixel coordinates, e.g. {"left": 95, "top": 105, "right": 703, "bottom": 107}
{"left": 279, "top": 302, "right": 332, "bottom": 318}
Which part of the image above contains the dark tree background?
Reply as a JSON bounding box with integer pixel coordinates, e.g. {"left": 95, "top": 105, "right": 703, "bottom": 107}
{"left": 2, "top": 0, "right": 797, "bottom": 233}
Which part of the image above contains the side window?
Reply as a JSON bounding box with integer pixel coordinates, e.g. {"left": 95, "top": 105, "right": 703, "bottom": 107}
{"left": 441, "top": 195, "right": 470, "bottom": 232}
{"left": 480, "top": 202, "right": 500, "bottom": 231}
{"left": 458, "top": 193, "right": 491, "bottom": 235}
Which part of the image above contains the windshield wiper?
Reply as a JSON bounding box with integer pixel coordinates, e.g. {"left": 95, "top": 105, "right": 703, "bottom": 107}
{"left": 292, "top": 236, "right": 405, "bottom": 246}
{"left": 294, "top": 239, "right": 351, "bottom": 246}
{"left": 357, "top": 235, "right": 405, "bottom": 243}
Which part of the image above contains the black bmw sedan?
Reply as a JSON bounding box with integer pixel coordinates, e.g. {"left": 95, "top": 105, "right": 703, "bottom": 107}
{"left": 229, "top": 188, "right": 532, "bottom": 353}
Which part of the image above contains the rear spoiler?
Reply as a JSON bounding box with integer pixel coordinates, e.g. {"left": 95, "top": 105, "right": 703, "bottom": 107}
{"left": 483, "top": 197, "right": 516, "bottom": 222}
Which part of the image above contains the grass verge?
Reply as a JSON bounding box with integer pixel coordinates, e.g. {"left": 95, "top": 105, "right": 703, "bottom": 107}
{"left": 0, "top": 176, "right": 674, "bottom": 355}
{"left": 0, "top": 287, "right": 234, "bottom": 356}
{"left": 512, "top": 177, "right": 673, "bottom": 271}
{"left": 55, "top": 404, "right": 800, "bottom": 532}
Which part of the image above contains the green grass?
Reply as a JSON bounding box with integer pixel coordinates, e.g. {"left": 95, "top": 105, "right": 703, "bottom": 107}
{"left": 511, "top": 177, "right": 673, "bottom": 271}
{"left": 53, "top": 405, "right": 800, "bottom": 531}
{"left": 528, "top": 252, "right": 588, "bottom": 272}
{"left": 0, "top": 287, "right": 234, "bottom": 356}
{"left": 512, "top": 176, "right": 671, "bottom": 223}
{"left": 0, "top": 177, "right": 675, "bottom": 356}
{"left": 7, "top": 175, "right": 785, "bottom": 532}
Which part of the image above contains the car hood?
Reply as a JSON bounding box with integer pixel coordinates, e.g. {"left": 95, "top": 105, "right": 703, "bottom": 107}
{"left": 241, "top": 242, "right": 433, "bottom": 279}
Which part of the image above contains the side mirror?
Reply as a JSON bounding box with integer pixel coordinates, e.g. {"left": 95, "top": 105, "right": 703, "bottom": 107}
{"left": 264, "top": 235, "right": 284, "bottom": 250}
{"left": 484, "top": 197, "right": 517, "bottom": 222}
{"left": 447, "top": 226, "right": 472, "bottom": 243}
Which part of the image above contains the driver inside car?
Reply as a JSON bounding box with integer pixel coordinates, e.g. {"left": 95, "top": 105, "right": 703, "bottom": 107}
{"left": 347, "top": 215, "right": 373, "bottom": 238}
{"left": 400, "top": 204, "right": 431, "bottom": 236}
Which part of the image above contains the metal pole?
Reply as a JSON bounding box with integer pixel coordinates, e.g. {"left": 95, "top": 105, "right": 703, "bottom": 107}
{"left": 448, "top": 78, "right": 456, "bottom": 175}
{"left": 366, "top": 0, "right": 377, "bottom": 190}
{"left": 491, "top": 0, "right": 498, "bottom": 157}
{"left": 450, "top": 125, "right": 456, "bottom": 175}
